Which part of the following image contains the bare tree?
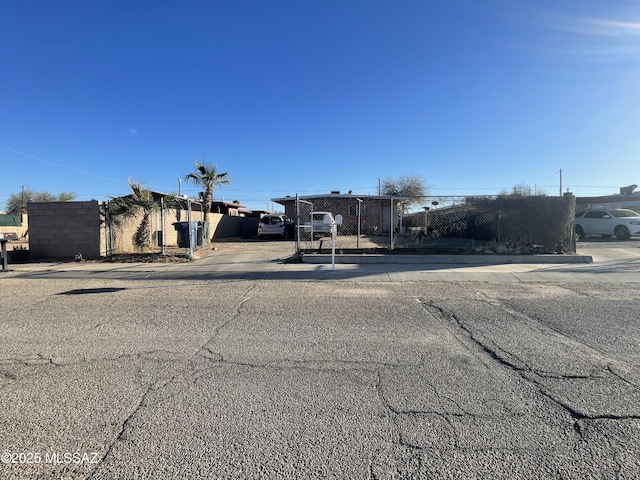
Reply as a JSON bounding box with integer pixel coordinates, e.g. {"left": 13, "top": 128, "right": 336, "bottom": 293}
{"left": 5, "top": 189, "right": 76, "bottom": 214}
{"left": 381, "top": 174, "right": 427, "bottom": 209}
{"left": 499, "top": 182, "right": 546, "bottom": 196}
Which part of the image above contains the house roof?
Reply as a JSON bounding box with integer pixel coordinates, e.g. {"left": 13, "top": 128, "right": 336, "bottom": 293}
{"left": 211, "top": 200, "right": 247, "bottom": 209}
{"left": 111, "top": 189, "right": 174, "bottom": 201}
{"left": 272, "top": 193, "right": 408, "bottom": 204}
{"left": 112, "top": 192, "right": 255, "bottom": 211}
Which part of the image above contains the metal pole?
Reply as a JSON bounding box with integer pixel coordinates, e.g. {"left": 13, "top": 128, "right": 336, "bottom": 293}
{"left": 297, "top": 198, "right": 314, "bottom": 253}
{"left": 187, "top": 197, "right": 193, "bottom": 255}
{"left": 425, "top": 207, "right": 429, "bottom": 234}
{"left": 390, "top": 198, "right": 394, "bottom": 249}
{"left": 160, "top": 197, "right": 165, "bottom": 256}
{"left": 357, "top": 198, "right": 362, "bottom": 249}
{"left": 105, "top": 200, "right": 112, "bottom": 257}
{"left": 295, "top": 194, "right": 300, "bottom": 254}
{"left": 331, "top": 220, "right": 336, "bottom": 271}
{"left": 498, "top": 197, "right": 502, "bottom": 244}
{"left": 559, "top": 168, "right": 563, "bottom": 197}
{"left": 1, "top": 239, "right": 8, "bottom": 271}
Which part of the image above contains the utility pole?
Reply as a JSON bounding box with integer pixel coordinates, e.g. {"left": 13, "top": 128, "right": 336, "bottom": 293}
{"left": 558, "top": 169, "right": 562, "bottom": 197}
{"left": 21, "top": 185, "right": 25, "bottom": 213}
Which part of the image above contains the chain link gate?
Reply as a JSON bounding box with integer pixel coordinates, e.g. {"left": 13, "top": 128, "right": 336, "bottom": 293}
{"left": 292, "top": 194, "right": 402, "bottom": 253}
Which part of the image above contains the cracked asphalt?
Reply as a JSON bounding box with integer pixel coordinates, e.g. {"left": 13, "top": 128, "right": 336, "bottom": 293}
{"left": 1, "top": 244, "right": 639, "bottom": 478}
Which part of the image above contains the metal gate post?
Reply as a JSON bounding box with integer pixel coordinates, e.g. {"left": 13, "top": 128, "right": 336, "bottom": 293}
{"left": 295, "top": 194, "right": 300, "bottom": 254}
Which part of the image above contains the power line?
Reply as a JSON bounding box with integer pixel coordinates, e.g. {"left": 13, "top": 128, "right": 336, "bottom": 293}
{"left": 0, "top": 145, "right": 127, "bottom": 184}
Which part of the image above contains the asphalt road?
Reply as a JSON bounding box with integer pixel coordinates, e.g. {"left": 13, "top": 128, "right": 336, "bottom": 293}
{"left": 1, "top": 241, "right": 639, "bottom": 478}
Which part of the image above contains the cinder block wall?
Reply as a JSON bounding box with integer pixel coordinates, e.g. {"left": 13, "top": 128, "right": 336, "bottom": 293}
{"left": 28, "top": 201, "right": 102, "bottom": 259}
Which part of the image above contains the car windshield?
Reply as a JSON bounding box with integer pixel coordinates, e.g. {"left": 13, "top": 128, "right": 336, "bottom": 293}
{"left": 610, "top": 210, "right": 640, "bottom": 218}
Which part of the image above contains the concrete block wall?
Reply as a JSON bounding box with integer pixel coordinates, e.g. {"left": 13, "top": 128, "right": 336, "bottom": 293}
{"left": 28, "top": 201, "right": 102, "bottom": 259}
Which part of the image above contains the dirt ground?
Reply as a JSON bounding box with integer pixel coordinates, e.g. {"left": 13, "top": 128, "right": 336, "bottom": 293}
{"left": 2, "top": 237, "right": 295, "bottom": 264}
{"left": 103, "top": 237, "right": 295, "bottom": 263}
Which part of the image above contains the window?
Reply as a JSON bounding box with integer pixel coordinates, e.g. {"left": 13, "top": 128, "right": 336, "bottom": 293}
{"left": 584, "top": 211, "right": 608, "bottom": 219}
{"left": 349, "top": 204, "right": 365, "bottom": 216}
{"left": 262, "top": 216, "right": 281, "bottom": 225}
{"left": 611, "top": 210, "right": 640, "bottom": 218}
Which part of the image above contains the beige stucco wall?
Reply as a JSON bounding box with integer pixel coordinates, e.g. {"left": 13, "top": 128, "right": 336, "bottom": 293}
{"left": 107, "top": 207, "right": 205, "bottom": 254}
{"left": 0, "top": 214, "right": 28, "bottom": 238}
{"left": 107, "top": 209, "right": 258, "bottom": 254}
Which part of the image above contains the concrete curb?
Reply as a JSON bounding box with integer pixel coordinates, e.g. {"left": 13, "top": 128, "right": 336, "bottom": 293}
{"left": 301, "top": 254, "right": 594, "bottom": 265}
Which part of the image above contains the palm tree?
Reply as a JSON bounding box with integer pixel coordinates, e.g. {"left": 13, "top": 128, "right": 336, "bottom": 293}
{"left": 184, "top": 161, "right": 231, "bottom": 221}
{"left": 109, "top": 180, "right": 159, "bottom": 250}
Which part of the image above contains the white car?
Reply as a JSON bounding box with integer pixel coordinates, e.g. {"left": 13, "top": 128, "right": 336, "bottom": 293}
{"left": 301, "top": 212, "right": 334, "bottom": 240}
{"left": 574, "top": 209, "right": 640, "bottom": 240}
{"left": 257, "top": 214, "right": 294, "bottom": 239}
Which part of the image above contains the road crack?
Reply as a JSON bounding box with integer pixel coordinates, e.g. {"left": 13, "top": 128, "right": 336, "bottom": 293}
{"left": 88, "top": 372, "right": 175, "bottom": 478}
{"left": 420, "top": 299, "right": 640, "bottom": 424}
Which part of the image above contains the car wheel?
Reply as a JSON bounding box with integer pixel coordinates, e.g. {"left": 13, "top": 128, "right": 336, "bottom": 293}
{"left": 575, "top": 225, "right": 585, "bottom": 238}
{"left": 614, "top": 225, "right": 631, "bottom": 240}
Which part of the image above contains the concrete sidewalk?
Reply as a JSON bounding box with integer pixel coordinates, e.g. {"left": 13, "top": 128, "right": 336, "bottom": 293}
{"left": 301, "top": 252, "right": 593, "bottom": 264}
{"left": 2, "top": 247, "right": 639, "bottom": 283}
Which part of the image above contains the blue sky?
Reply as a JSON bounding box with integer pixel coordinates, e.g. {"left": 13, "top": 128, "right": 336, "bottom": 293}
{"left": 2, "top": 0, "right": 639, "bottom": 211}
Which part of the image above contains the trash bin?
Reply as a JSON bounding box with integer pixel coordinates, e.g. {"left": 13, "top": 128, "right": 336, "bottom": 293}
{"left": 174, "top": 221, "right": 200, "bottom": 248}
{"left": 189, "top": 222, "right": 198, "bottom": 247}
{"left": 196, "top": 222, "right": 204, "bottom": 247}
{"left": 173, "top": 222, "right": 188, "bottom": 247}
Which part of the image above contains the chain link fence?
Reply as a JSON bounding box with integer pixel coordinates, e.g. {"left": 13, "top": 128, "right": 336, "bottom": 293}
{"left": 104, "top": 198, "right": 206, "bottom": 256}
{"left": 291, "top": 194, "right": 575, "bottom": 254}
{"left": 293, "top": 195, "right": 400, "bottom": 252}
